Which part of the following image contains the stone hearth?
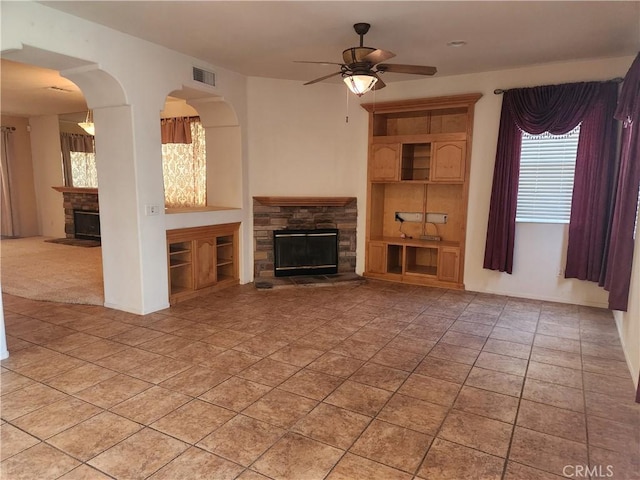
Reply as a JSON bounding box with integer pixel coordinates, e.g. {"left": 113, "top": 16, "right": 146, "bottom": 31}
{"left": 253, "top": 196, "right": 357, "bottom": 279}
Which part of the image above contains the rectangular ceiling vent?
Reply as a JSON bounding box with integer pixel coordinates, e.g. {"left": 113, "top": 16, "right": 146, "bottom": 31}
{"left": 193, "top": 67, "right": 216, "bottom": 87}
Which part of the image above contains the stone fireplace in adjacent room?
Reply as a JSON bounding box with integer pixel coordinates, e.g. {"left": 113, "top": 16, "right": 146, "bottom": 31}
{"left": 253, "top": 196, "right": 357, "bottom": 279}
{"left": 52, "top": 187, "right": 100, "bottom": 240}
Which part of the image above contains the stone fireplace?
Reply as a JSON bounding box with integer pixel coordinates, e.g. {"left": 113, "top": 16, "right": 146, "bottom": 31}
{"left": 253, "top": 196, "right": 357, "bottom": 278}
{"left": 52, "top": 187, "right": 100, "bottom": 240}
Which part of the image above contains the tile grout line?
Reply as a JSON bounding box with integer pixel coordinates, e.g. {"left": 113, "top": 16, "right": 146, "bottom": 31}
{"left": 497, "top": 303, "right": 540, "bottom": 480}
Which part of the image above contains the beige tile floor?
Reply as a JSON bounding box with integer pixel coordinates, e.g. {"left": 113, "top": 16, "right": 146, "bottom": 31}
{"left": 1, "top": 281, "right": 639, "bottom": 480}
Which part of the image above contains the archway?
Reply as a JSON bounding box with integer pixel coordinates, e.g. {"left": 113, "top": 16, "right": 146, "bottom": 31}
{"left": 165, "top": 87, "right": 243, "bottom": 211}
{"left": 1, "top": 45, "right": 162, "bottom": 315}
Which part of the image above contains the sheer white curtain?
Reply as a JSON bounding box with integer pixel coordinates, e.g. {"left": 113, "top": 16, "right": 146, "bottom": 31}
{"left": 161, "top": 118, "right": 206, "bottom": 208}
{"left": 70, "top": 152, "right": 98, "bottom": 188}
{"left": 1, "top": 127, "right": 16, "bottom": 237}
{"left": 60, "top": 132, "right": 96, "bottom": 187}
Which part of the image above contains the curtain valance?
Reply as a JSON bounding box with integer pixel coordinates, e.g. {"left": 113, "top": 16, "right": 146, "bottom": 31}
{"left": 60, "top": 132, "right": 94, "bottom": 153}
{"left": 161, "top": 117, "right": 199, "bottom": 144}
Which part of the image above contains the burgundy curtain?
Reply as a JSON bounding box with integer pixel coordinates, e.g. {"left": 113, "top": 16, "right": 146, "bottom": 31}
{"left": 160, "top": 117, "right": 194, "bottom": 144}
{"left": 484, "top": 81, "right": 619, "bottom": 274}
{"left": 565, "top": 83, "right": 619, "bottom": 280}
{"left": 483, "top": 101, "right": 521, "bottom": 273}
{"left": 603, "top": 53, "right": 640, "bottom": 313}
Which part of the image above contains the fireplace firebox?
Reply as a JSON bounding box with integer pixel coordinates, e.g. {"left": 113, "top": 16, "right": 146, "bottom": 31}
{"left": 273, "top": 228, "right": 338, "bottom": 277}
{"left": 74, "top": 210, "right": 101, "bottom": 240}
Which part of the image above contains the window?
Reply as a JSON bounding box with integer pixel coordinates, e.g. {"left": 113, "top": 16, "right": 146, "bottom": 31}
{"left": 516, "top": 124, "right": 581, "bottom": 223}
{"left": 70, "top": 151, "right": 97, "bottom": 188}
{"left": 60, "top": 132, "right": 97, "bottom": 188}
{"left": 60, "top": 119, "right": 207, "bottom": 207}
{"left": 161, "top": 118, "right": 206, "bottom": 208}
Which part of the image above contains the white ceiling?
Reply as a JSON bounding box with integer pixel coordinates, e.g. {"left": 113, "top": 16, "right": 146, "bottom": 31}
{"left": 2, "top": 1, "right": 639, "bottom": 117}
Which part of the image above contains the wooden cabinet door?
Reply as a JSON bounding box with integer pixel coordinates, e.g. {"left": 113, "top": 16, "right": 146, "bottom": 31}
{"left": 370, "top": 144, "right": 400, "bottom": 181}
{"left": 431, "top": 141, "right": 466, "bottom": 182}
{"left": 437, "top": 246, "right": 460, "bottom": 283}
{"left": 367, "top": 242, "right": 387, "bottom": 274}
{"left": 195, "top": 238, "right": 217, "bottom": 288}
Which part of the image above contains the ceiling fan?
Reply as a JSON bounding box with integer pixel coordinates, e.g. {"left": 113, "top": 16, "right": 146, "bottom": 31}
{"left": 297, "top": 22, "right": 437, "bottom": 96}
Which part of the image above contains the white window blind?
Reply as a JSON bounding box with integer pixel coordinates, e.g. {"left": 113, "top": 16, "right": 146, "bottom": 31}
{"left": 516, "top": 125, "right": 581, "bottom": 223}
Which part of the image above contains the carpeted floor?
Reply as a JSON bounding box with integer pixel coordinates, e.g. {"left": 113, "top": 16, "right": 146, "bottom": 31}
{"left": 0, "top": 236, "right": 104, "bottom": 305}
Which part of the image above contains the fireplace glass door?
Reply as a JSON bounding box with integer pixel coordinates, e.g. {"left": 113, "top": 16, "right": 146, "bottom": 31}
{"left": 274, "top": 229, "right": 338, "bottom": 277}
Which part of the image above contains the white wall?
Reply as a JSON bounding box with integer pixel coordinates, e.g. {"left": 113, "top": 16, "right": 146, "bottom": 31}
{"left": 248, "top": 78, "right": 368, "bottom": 197}
{"left": 29, "top": 115, "right": 65, "bottom": 237}
{"left": 614, "top": 230, "right": 640, "bottom": 389}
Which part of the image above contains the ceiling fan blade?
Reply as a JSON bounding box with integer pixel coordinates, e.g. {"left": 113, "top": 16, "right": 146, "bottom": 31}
{"left": 294, "top": 60, "right": 344, "bottom": 66}
{"left": 372, "top": 74, "right": 386, "bottom": 91}
{"left": 361, "top": 49, "right": 396, "bottom": 65}
{"left": 303, "top": 71, "right": 343, "bottom": 85}
{"left": 377, "top": 64, "right": 437, "bottom": 76}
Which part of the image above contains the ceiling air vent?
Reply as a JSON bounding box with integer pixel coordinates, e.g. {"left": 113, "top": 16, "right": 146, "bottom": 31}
{"left": 193, "top": 67, "right": 216, "bottom": 87}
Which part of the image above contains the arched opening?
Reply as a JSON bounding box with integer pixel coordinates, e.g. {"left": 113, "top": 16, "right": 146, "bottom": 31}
{"left": 0, "top": 46, "right": 141, "bottom": 311}
{"left": 160, "top": 97, "right": 205, "bottom": 210}
{"left": 0, "top": 59, "right": 104, "bottom": 305}
{"left": 164, "top": 88, "right": 243, "bottom": 212}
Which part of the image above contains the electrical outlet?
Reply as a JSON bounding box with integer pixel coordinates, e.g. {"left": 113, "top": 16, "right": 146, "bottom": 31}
{"left": 395, "top": 212, "right": 423, "bottom": 222}
{"left": 145, "top": 205, "right": 161, "bottom": 216}
{"left": 425, "top": 213, "right": 448, "bottom": 224}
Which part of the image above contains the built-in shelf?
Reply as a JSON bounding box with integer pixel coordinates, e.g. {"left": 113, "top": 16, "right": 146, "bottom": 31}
{"left": 166, "top": 223, "right": 239, "bottom": 304}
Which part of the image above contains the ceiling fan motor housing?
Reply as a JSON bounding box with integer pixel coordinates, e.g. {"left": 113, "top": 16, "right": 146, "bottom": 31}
{"left": 342, "top": 47, "right": 376, "bottom": 65}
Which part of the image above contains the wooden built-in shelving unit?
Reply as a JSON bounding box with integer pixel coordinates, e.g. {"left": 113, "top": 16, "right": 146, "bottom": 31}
{"left": 362, "top": 93, "right": 482, "bottom": 289}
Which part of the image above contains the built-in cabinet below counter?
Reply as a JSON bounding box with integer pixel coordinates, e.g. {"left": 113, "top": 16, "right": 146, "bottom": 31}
{"left": 166, "top": 223, "right": 239, "bottom": 304}
{"left": 367, "top": 237, "right": 461, "bottom": 288}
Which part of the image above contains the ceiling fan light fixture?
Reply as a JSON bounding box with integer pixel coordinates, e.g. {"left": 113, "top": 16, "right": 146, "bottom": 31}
{"left": 78, "top": 110, "right": 95, "bottom": 135}
{"left": 343, "top": 73, "right": 378, "bottom": 96}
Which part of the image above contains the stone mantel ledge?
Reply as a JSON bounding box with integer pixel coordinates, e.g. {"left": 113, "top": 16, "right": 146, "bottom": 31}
{"left": 253, "top": 196, "right": 356, "bottom": 207}
{"left": 52, "top": 186, "right": 98, "bottom": 195}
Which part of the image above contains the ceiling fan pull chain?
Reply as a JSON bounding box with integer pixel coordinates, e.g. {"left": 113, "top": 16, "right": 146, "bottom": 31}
{"left": 345, "top": 86, "right": 350, "bottom": 123}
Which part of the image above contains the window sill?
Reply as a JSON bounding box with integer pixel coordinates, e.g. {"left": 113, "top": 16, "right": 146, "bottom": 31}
{"left": 165, "top": 206, "right": 240, "bottom": 215}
